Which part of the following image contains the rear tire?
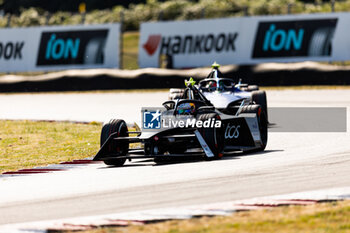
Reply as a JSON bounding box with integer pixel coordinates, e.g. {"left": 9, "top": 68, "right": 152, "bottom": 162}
{"left": 197, "top": 113, "right": 224, "bottom": 159}
{"left": 240, "top": 105, "right": 268, "bottom": 151}
{"left": 252, "top": 90, "right": 268, "bottom": 122}
{"left": 100, "top": 119, "right": 129, "bottom": 166}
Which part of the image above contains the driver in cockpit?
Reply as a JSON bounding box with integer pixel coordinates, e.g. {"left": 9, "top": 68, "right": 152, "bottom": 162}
{"left": 177, "top": 102, "right": 196, "bottom": 115}
{"left": 206, "top": 81, "right": 217, "bottom": 92}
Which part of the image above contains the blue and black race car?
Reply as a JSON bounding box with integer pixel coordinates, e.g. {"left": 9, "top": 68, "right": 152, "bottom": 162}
{"left": 93, "top": 79, "right": 268, "bottom": 166}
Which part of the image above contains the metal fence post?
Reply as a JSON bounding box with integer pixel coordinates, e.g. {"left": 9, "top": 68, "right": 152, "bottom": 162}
{"left": 158, "top": 10, "right": 163, "bottom": 21}
{"left": 5, "top": 14, "right": 11, "bottom": 74}
{"left": 243, "top": 6, "right": 249, "bottom": 16}
{"left": 287, "top": 3, "right": 293, "bottom": 14}
{"left": 45, "top": 13, "right": 51, "bottom": 25}
{"left": 6, "top": 14, "right": 11, "bottom": 27}
{"left": 81, "top": 12, "right": 86, "bottom": 24}
{"left": 119, "top": 10, "right": 124, "bottom": 69}
{"left": 79, "top": 2, "right": 86, "bottom": 24}
{"left": 201, "top": 8, "right": 205, "bottom": 18}
{"left": 331, "top": 0, "right": 335, "bottom": 12}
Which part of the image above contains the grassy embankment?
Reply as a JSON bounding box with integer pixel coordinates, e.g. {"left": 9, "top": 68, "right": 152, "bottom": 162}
{"left": 123, "top": 31, "right": 139, "bottom": 70}
{"left": 0, "top": 120, "right": 101, "bottom": 173}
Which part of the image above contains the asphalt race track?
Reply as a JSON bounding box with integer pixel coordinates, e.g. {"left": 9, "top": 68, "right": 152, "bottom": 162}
{"left": 0, "top": 89, "right": 350, "bottom": 225}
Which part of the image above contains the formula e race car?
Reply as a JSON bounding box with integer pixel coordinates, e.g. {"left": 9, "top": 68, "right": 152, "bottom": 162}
{"left": 93, "top": 79, "right": 268, "bottom": 166}
{"left": 169, "top": 63, "right": 268, "bottom": 121}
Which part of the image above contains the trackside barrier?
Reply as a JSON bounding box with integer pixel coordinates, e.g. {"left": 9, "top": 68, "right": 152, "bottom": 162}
{"left": 139, "top": 12, "right": 350, "bottom": 68}
{"left": 0, "top": 24, "right": 120, "bottom": 72}
{"left": 2, "top": 12, "right": 350, "bottom": 72}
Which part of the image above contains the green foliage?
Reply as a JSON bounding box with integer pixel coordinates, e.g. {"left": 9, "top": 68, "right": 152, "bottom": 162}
{"left": 0, "top": 0, "right": 348, "bottom": 30}
{"left": 1, "top": 0, "right": 141, "bottom": 13}
{"left": 11, "top": 8, "right": 46, "bottom": 27}
{"left": 159, "top": 1, "right": 193, "bottom": 20}
{"left": 123, "top": 32, "right": 139, "bottom": 69}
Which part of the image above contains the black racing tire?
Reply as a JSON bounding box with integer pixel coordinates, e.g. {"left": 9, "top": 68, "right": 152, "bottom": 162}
{"left": 168, "top": 88, "right": 185, "bottom": 100}
{"left": 240, "top": 105, "right": 268, "bottom": 151}
{"left": 252, "top": 90, "right": 268, "bottom": 122}
{"left": 197, "top": 112, "right": 224, "bottom": 159}
{"left": 100, "top": 119, "right": 129, "bottom": 166}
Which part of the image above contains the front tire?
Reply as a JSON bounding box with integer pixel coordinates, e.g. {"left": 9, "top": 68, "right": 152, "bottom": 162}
{"left": 197, "top": 112, "right": 224, "bottom": 159}
{"left": 100, "top": 119, "right": 129, "bottom": 166}
{"left": 252, "top": 90, "right": 268, "bottom": 122}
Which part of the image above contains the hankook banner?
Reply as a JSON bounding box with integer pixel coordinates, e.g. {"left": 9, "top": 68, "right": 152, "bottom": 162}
{"left": 139, "top": 18, "right": 246, "bottom": 68}
{"left": 139, "top": 13, "right": 350, "bottom": 68}
{"left": 0, "top": 24, "right": 120, "bottom": 72}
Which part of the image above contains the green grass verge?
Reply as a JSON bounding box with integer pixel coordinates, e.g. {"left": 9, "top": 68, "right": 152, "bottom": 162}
{"left": 67, "top": 200, "right": 350, "bottom": 233}
{"left": 0, "top": 120, "right": 101, "bottom": 173}
{"left": 122, "top": 31, "right": 139, "bottom": 70}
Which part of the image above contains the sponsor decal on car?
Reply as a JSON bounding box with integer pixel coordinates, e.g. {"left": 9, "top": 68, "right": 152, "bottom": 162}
{"left": 225, "top": 123, "right": 240, "bottom": 139}
{"left": 36, "top": 29, "right": 108, "bottom": 66}
{"left": 245, "top": 117, "right": 261, "bottom": 141}
{"left": 252, "top": 18, "right": 338, "bottom": 58}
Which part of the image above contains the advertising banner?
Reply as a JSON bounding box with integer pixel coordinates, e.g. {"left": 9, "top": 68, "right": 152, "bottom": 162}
{"left": 139, "top": 13, "right": 350, "bottom": 68}
{"left": 252, "top": 19, "right": 338, "bottom": 58}
{"left": 0, "top": 24, "right": 120, "bottom": 72}
{"left": 139, "top": 17, "right": 251, "bottom": 68}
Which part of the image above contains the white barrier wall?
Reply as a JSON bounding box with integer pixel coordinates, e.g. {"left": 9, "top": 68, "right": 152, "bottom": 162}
{"left": 139, "top": 13, "right": 350, "bottom": 68}
{"left": 0, "top": 24, "right": 120, "bottom": 72}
